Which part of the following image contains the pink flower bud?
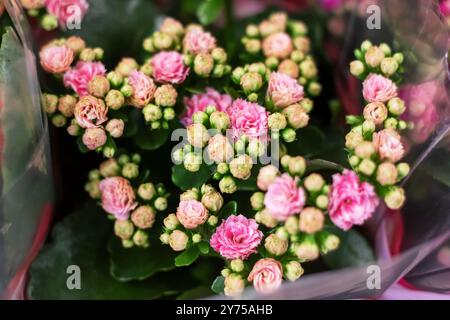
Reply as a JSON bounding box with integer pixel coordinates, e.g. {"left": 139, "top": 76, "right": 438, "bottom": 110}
{"left": 299, "top": 207, "right": 325, "bottom": 234}
{"left": 183, "top": 28, "right": 217, "bottom": 54}
{"left": 87, "top": 75, "right": 110, "bottom": 98}
{"left": 210, "top": 215, "right": 263, "bottom": 260}
{"left": 230, "top": 155, "right": 253, "bottom": 180}
{"left": 74, "top": 95, "right": 108, "bottom": 128}
{"left": 128, "top": 70, "right": 156, "bottom": 108}
{"left": 115, "top": 57, "right": 138, "bottom": 77}
{"left": 105, "top": 119, "right": 125, "bottom": 138}
{"left": 207, "top": 134, "right": 234, "bottom": 164}
{"left": 248, "top": 258, "right": 283, "bottom": 293}
{"left": 99, "top": 158, "right": 120, "bottom": 177}
{"left": 363, "top": 102, "right": 388, "bottom": 125}
{"left": 282, "top": 104, "right": 309, "bottom": 129}
{"left": 169, "top": 230, "right": 189, "bottom": 251}
{"left": 65, "top": 36, "right": 86, "bottom": 54}
{"left": 267, "top": 72, "right": 304, "bottom": 109}
{"left": 82, "top": 127, "right": 107, "bottom": 150}
{"left": 176, "top": 200, "right": 208, "bottom": 229}
{"left": 224, "top": 274, "right": 245, "bottom": 297}
{"left": 40, "top": 44, "right": 74, "bottom": 74}
{"left": 99, "top": 177, "right": 137, "bottom": 220}
{"left": 372, "top": 129, "right": 405, "bottom": 163}
{"left": 63, "top": 61, "right": 106, "bottom": 97}
{"left": 364, "top": 46, "right": 385, "bottom": 68}
{"left": 257, "top": 165, "right": 279, "bottom": 191}
{"left": 262, "top": 32, "right": 293, "bottom": 59}
{"left": 160, "top": 17, "right": 184, "bottom": 39}
{"left": 151, "top": 51, "right": 189, "bottom": 84}
{"left": 114, "top": 220, "right": 134, "bottom": 240}
{"left": 57, "top": 95, "right": 77, "bottom": 117}
{"left": 131, "top": 205, "right": 156, "bottom": 229}
{"left": 278, "top": 59, "right": 299, "bottom": 78}
{"left": 362, "top": 74, "right": 397, "bottom": 103}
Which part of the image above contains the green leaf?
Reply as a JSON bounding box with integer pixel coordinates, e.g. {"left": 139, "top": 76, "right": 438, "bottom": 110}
{"left": 175, "top": 246, "right": 200, "bottom": 267}
{"left": 171, "top": 163, "right": 211, "bottom": 191}
{"left": 177, "top": 286, "right": 213, "bottom": 299}
{"left": 108, "top": 237, "right": 176, "bottom": 282}
{"left": 191, "top": 258, "right": 223, "bottom": 285}
{"left": 286, "top": 126, "right": 326, "bottom": 157}
{"left": 198, "top": 242, "right": 210, "bottom": 255}
{"left": 218, "top": 201, "right": 237, "bottom": 218}
{"left": 322, "top": 227, "right": 375, "bottom": 269}
{"left": 211, "top": 276, "right": 225, "bottom": 294}
{"left": 76, "top": 136, "right": 90, "bottom": 153}
{"left": 27, "top": 203, "right": 194, "bottom": 299}
{"left": 224, "top": 86, "right": 240, "bottom": 99}
{"left": 197, "top": 0, "right": 224, "bottom": 25}
{"left": 305, "top": 159, "right": 344, "bottom": 174}
{"left": 134, "top": 127, "right": 170, "bottom": 150}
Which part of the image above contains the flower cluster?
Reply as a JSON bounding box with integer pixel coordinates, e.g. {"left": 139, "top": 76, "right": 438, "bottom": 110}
{"left": 20, "top": 0, "right": 89, "bottom": 31}
{"left": 347, "top": 41, "right": 409, "bottom": 210}
{"left": 142, "top": 17, "right": 231, "bottom": 79}
{"left": 85, "top": 153, "right": 169, "bottom": 248}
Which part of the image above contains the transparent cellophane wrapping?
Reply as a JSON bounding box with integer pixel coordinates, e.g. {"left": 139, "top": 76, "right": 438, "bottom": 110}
{"left": 232, "top": 0, "right": 450, "bottom": 299}
{"left": 0, "top": 2, "right": 54, "bottom": 298}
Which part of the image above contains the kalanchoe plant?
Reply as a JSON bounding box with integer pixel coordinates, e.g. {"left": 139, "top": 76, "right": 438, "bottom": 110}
{"left": 346, "top": 42, "right": 409, "bottom": 210}
{"left": 85, "top": 153, "right": 169, "bottom": 248}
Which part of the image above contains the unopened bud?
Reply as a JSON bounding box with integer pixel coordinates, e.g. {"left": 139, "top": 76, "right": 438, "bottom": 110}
{"left": 246, "top": 24, "right": 259, "bottom": 37}
{"left": 259, "top": 209, "right": 278, "bottom": 228}
{"left": 79, "top": 48, "right": 96, "bottom": 61}
{"left": 116, "top": 58, "right": 138, "bottom": 77}
{"left": 350, "top": 60, "right": 365, "bottom": 77}
{"left": 264, "top": 234, "right": 288, "bottom": 256}
{"left": 114, "top": 220, "right": 134, "bottom": 240}
{"left": 376, "top": 162, "right": 398, "bottom": 186}
{"left": 164, "top": 213, "right": 179, "bottom": 230}
{"left": 187, "top": 123, "right": 210, "bottom": 148}
{"left": 240, "top": 72, "right": 263, "bottom": 94}
{"left": 208, "top": 215, "right": 219, "bottom": 226}
{"left": 355, "top": 141, "right": 375, "bottom": 158}
{"left": 365, "top": 46, "right": 385, "bottom": 68}
{"left": 133, "top": 230, "right": 149, "bottom": 248}
{"left": 245, "top": 39, "right": 261, "bottom": 54}
{"left": 184, "top": 152, "right": 202, "bottom": 172}
{"left": 397, "top": 162, "right": 410, "bottom": 178}
{"left": 284, "top": 216, "right": 299, "bottom": 235}
{"left": 231, "top": 67, "right": 245, "bottom": 84}
{"left": 230, "top": 259, "right": 244, "bottom": 272}
{"left": 42, "top": 93, "right": 58, "bottom": 114}
{"left": 285, "top": 261, "right": 304, "bottom": 282}
{"left": 384, "top": 186, "right": 405, "bottom": 209}
{"left": 387, "top": 97, "right": 406, "bottom": 115}
{"left": 163, "top": 108, "right": 175, "bottom": 121}
{"left": 268, "top": 113, "right": 287, "bottom": 131}
{"left": 201, "top": 190, "right": 224, "bottom": 212}
{"left": 41, "top": 14, "right": 58, "bottom": 30}
{"left": 294, "top": 236, "right": 320, "bottom": 262}
{"left": 192, "top": 233, "right": 202, "bottom": 243}
{"left": 380, "top": 57, "right": 399, "bottom": 76}
{"left": 154, "top": 197, "right": 168, "bottom": 211}
{"left": 230, "top": 155, "right": 253, "bottom": 180}
{"left": 105, "top": 119, "right": 125, "bottom": 138}
{"left": 224, "top": 274, "right": 245, "bottom": 297}
{"left": 281, "top": 127, "right": 296, "bottom": 142}
{"left": 278, "top": 59, "right": 299, "bottom": 78}
{"left": 153, "top": 31, "right": 173, "bottom": 50}
{"left": 194, "top": 53, "right": 214, "bottom": 76}
{"left": 250, "top": 192, "right": 265, "bottom": 211}
{"left": 160, "top": 233, "right": 170, "bottom": 244}
{"left": 304, "top": 173, "right": 325, "bottom": 192}
{"left": 299, "top": 59, "right": 318, "bottom": 79}
{"left": 317, "top": 232, "right": 340, "bottom": 254}
{"left": 384, "top": 117, "right": 398, "bottom": 130}
{"left": 212, "top": 47, "right": 227, "bottom": 64}
{"left": 154, "top": 84, "right": 177, "bottom": 107}
{"left": 137, "top": 183, "right": 156, "bottom": 200}
{"left": 219, "top": 176, "right": 237, "bottom": 194}
{"left": 88, "top": 75, "right": 110, "bottom": 98}
{"left": 299, "top": 207, "right": 324, "bottom": 234}
{"left": 180, "top": 189, "right": 199, "bottom": 201}
{"left": 315, "top": 194, "right": 329, "bottom": 210}
{"left": 122, "top": 162, "right": 139, "bottom": 179}
{"left": 209, "top": 111, "right": 230, "bottom": 131}
{"left": 169, "top": 230, "right": 189, "bottom": 251}
{"left": 282, "top": 104, "right": 309, "bottom": 129}
{"left": 358, "top": 158, "right": 376, "bottom": 176}
{"left": 131, "top": 206, "right": 156, "bottom": 229}
{"left": 143, "top": 104, "right": 162, "bottom": 122}
{"left": 107, "top": 71, "right": 124, "bottom": 87}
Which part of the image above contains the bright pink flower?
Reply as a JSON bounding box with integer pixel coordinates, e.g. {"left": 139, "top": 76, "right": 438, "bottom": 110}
{"left": 39, "top": 44, "right": 74, "bottom": 74}
{"left": 247, "top": 258, "right": 283, "bottom": 293}
{"left": 227, "top": 99, "right": 268, "bottom": 140}
{"left": 267, "top": 72, "right": 304, "bottom": 109}
{"left": 63, "top": 61, "right": 106, "bottom": 96}
{"left": 74, "top": 95, "right": 108, "bottom": 128}
{"left": 45, "top": 0, "right": 89, "bottom": 27}
{"left": 440, "top": 0, "right": 450, "bottom": 16}
{"left": 362, "top": 73, "right": 397, "bottom": 103}
{"left": 176, "top": 200, "right": 209, "bottom": 229}
{"left": 183, "top": 28, "right": 217, "bottom": 54}
{"left": 128, "top": 70, "right": 156, "bottom": 108}
{"left": 328, "top": 169, "right": 379, "bottom": 231}
{"left": 99, "top": 177, "right": 138, "bottom": 220}
{"left": 262, "top": 32, "right": 293, "bottom": 59}
{"left": 210, "top": 215, "right": 263, "bottom": 260}
{"left": 180, "top": 87, "right": 232, "bottom": 126}
{"left": 264, "top": 173, "right": 306, "bottom": 221}
{"left": 372, "top": 129, "right": 405, "bottom": 162}
{"left": 150, "top": 51, "right": 189, "bottom": 84}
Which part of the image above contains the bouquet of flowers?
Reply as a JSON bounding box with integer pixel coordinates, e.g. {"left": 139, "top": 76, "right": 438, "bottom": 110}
{"left": 0, "top": 0, "right": 449, "bottom": 300}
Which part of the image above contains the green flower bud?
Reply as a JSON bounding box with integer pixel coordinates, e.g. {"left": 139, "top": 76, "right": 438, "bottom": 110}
{"left": 164, "top": 213, "right": 180, "bottom": 230}
{"left": 384, "top": 186, "right": 405, "bottom": 209}
{"left": 212, "top": 47, "right": 227, "bottom": 64}
{"left": 201, "top": 190, "right": 224, "bottom": 212}
{"left": 118, "top": 154, "right": 130, "bottom": 165}
{"left": 163, "top": 108, "right": 175, "bottom": 121}
{"left": 380, "top": 57, "right": 399, "bottom": 76}
{"left": 52, "top": 113, "right": 67, "bottom": 127}
{"left": 245, "top": 24, "right": 259, "bottom": 37}
{"left": 230, "top": 259, "right": 244, "bottom": 273}
{"left": 221, "top": 268, "right": 231, "bottom": 277}
{"left": 230, "top": 155, "right": 253, "bottom": 180}
{"left": 397, "top": 162, "right": 410, "bottom": 179}
{"left": 265, "top": 234, "right": 288, "bottom": 256}
{"left": 107, "top": 71, "right": 124, "bottom": 87}
{"left": 294, "top": 236, "right": 320, "bottom": 262}
{"left": 384, "top": 117, "right": 398, "bottom": 129}
{"left": 304, "top": 174, "right": 325, "bottom": 193}
{"left": 219, "top": 176, "right": 237, "bottom": 194}
{"left": 315, "top": 194, "right": 329, "bottom": 209}
{"left": 153, "top": 31, "right": 173, "bottom": 50}
{"left": 317, "top": 232, "right": 340, "bottom": 254}
{"left": 194, "top": 53, "right": 214, "bottom": 76}
{"left": 350, "top": 60, "right": 365, "bottom": 77}
{"left": 183, "top": 54, "right": 193, "bottom": 66}
{"left": 248, "top": 62, "right": 266, "bottom": 75}
{"left": 290, "top": 20, "right": 308, "bottom": 36}
{"left": 287, "top": 156, "right": 306, "bottom": 176}
{"left": 42, "top": 93, "right": 58, "bottom": 114}
{"left": 358, "top": 158, "right": 376, "bottom": 176}
{"left": 154, "top": 84, "right": 178, "bottom": 107}
{"left": 184, "top": 152, "right": 202, "bottom": 172}
{"left": 85, "top": 180, "right": 101, "bottom": 199}
{"left": 240, "top": 72, "right": 263, "bottom": 94}
{"left": 349, "top": 155, "right": 360, "bottom": 167}
{"left": 387, "top": 97, "right": 406, "bottom": 115}
{"left": 192, "top": 233, "right": 202, "bottom": 243}
{"left": 207, "top": 215, "right": 219, "bottom": 226}
{"left": 192, "top": 111, "right": 209, "bottom": 124}
{"left": 187, "top": 123, "right": 210, "bottom": 148}
{"left": 138, "top": 183, "right": 156, "bottom": 200}
{"left": 105, "top": 89, "right": 125, "bottom": 110}
{"left": 41, "top": 14, "right": 58, "bottom": 31}
{"left": 355, "top": 141, "right": 375, "bottom": 159}
{"left": 265, "top": 56, "right": 279, "bottom": 70}
{"left": 231, "top": 67, "right": 245, "bottom": 84}
{"left": 307, "top": 82, "right": 322, "bottom": 96}
{"left": 160, "top": 233, "right": 170, "bottom": 244}
{"left": 93, "top": 47, "right": 104, "bottom": 60}
{"left": 217, "top": 163, "right": 229, "bottom": 175}
{"left": 250, "top": 192, "right": 265, "bottom": 211}
{"left": 122, "top": 162, "right": 139, "bottom": 179}
{"left": 169, "top": 230, "right": 189, "bottom": 251}
{"left": 299, "top": 59, "right": 318, "bottom": 79}
{"left": 209, "top": 111, "right": 230, "bottom": 131}
{"left": 393, "top": 52, "right": 404, "bottom": 64}
{"left": 364, "top": 46, "right": 385, "bottom": 68}
{"left": 268, "top": 112, "right": 287, "bottom": 131}
{"left": 361, "top": 40, "right": 373, "bottom": 51}
{"left": 133, "top": 229, "right": 150, "bottom": 248}
{"left": 120, "top": 84, "right": 133, "bottom": 97}
{"left": 284, "top": 216, "right": 299, "bottom": 235}
{"left": 281, "top": 128, "right": 296, "bottom": 143}
{"left": 212, "top": 64, "right": 225, "bottom": 78}
{"left": 143, "top": 37, "right": 154, "bottom": 52}
{"left": 299, "top": 98, "right": 314, "bottom": 113}
{"left": 362, "top": 120, "right": 376, "bottom": 136}
{"left": 284, "top": 261, "right": 304, "bottom": 282}
{"left": 80, "top": 48, "right": 96, "bottom": 62}
{"left": 154, "top": 197, "right": 168, "bottom": 211}
{"left": 103, "top": 146, "right": 116, "bottom": 159}
{"left": 245, "top": 39, "right": 261, "bottom": 54}
{"left": 143, "top": 104, "right": 162, "bottom": 122}
{"left": 247, "top": 92, "right": 258, "bottom": 102}
{"left": 376, "top": 162, "right": 398, "bottom": 186}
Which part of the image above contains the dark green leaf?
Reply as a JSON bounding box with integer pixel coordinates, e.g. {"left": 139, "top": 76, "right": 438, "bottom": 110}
{"left": 286, "top": 126, "right": 326, "bottom": 157}
{"left": 322, "top": 227, "right": 375, "bottom": 269}
{"left": 134, "top": 127, "right": 170, "bottom": 150}
{"left": 191, "top": 258, "right": 223, "bottom": 285}
{"left": 108, "top": 237, "right": 176, "bottom": 282}
{"left": 27, "top": 203, "right": 194, "bottom": 299}
{"left": 177, "top": 286, "right": 213, "bottom": 299}
{"left": 76, "top": 136, "right": 90, "bottom": 153}
{"left": 175, "top": 246, "right": 200, "bottom": 267}
{"left": 198, "top": 242, "right": 210, "bottom": 255}
{"left": 305, "top": 159, "right": 344, "bottom": 174}
{"left": 197, "top": 0, "right": 224, "bottom": 26}
{"left": 218, "top": 201, "right": 237, "bottom": 218}
{"left": 171, "top": 164, "right": 211, "bottom": 191}
{"left": 211, "top": 276, "right": 225, "bottom": 294}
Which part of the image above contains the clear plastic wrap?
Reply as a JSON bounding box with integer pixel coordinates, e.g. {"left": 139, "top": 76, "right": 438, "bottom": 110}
{"left": 0, "top": 1, "right": 54, "bottom": 299}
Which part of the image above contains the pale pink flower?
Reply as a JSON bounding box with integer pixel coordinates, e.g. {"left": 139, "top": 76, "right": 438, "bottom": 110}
{"left": 210, "top": 215, "right": 263, "bottom": 260}
{"left": 264, "top": 173, "right": 306, "bottom": 221}
{"left": 39, "top": 44, "right": 74, "bottom": 74}
{"left": 150, "top": 51, "right": 189, "bottom": 84}
{"left": 181, "top": 88, "right": 232, "bottom": 126}
{"left": 82, "top": 127, "right": 107, "bottom": 150}
{"left": 267, "top": 72, "right": 304, "bottom": 109}
{"left": 256, "top": 165, "right": 279, "bottom": 191}
{"left": 183, "top": 28, "right": 217, "bottom": 54}
{"left": 74, "top": 95, "right": 108, "bottom": 128}
{"left": 247, "top": 258, "right": 283, "bottom": 293}
{"left": 45, "top": 0, "right": 89, "bottom": 27}
{"left": 227, "top": 99, "right": 268, "bottom": 140}
{"left": 176, "top": 200, "right": 208, "bottom": 229}
{"left": 99, "top": 177, "right": 138, "bottom": 220}
{"left": 128, "top": 70, "right": 156, "bottom": 108}
{"left": 328, "top": 169, "right": 379, "bottom": 231}
{"left": 362, "top": 73, "right": 397, "bottom": 103}
{"left": 372, "top": 129, "right": 405, "bottom": 162}
{"left": 63, "top": 61, "right": 106, "bottom": 96}
{"left": 262, "top": 32, "right": 293, "bottom": 59}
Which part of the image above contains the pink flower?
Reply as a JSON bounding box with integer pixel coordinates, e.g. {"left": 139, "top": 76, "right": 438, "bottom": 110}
{"left": 247, "top": 258, "right": 283, "bottom": 293}
{"left": 440, "top": 0, "right": 450, "bottom": 16}
{"left": 176, "top": 200, "right": 209, "bottom": 229}
{"left": 128, "top": 70, "right": 156, "bottom": 108}
{"left": 180, "top": 87, "right": 232, "bottom": 126}
{"left": 74, "top": 95, "right": 108, "bottom": 128}
{"left": 227, "top": 99, "right": 268, "bottom": 140}
{"left": 210, "top": 215, "right": 263, "bottom": 260}
{"left": 264, "top": 174, "right": 305, "bottom": 221}
{"left": 82, "top": 127, "right": 107, "bottom": 150}
{"left": 328, "top": 169, "right": 379, "bottom": 231}
{"left": 39, "top": 44, "right": 74, "bottom": 74}
{"left": 183, "top": 28, "right": 217, "bottom": 54}
{"left": 372, "top": 129, "right": 405, "bottom": 162}
{"left": 99, "top": 177, "right": 138, "bottom": 220}
{"left": 319, "top": 0, "right": 343, "bottom": 11}
{"left": 262, "top": 32, "right": 293, "bottom": 59}
{"left": 64, "top": 61, "right": 106, "bottom": 96}
{"left": 257, "top": 165, "right": 279, "bottom": 191}
{"left": 267, "top": 72, "right": 304, "bottom": 109}
{"left": 362, "top": 73, "right": 397, "bottom": 103}
{"left": 45, "top": 0, "right": 89, "bottom": 27}
{"left": 150, "top": 51, "right": 189, "bottom": 84}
